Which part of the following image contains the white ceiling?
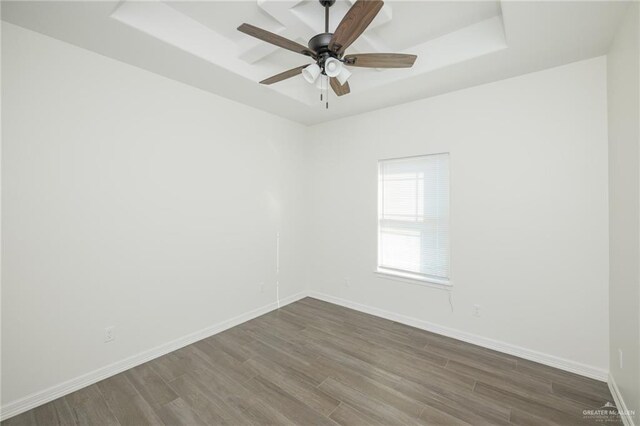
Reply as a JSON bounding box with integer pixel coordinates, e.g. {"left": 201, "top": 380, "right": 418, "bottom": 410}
{"left": 1, "top": 1, "right": 630, "bottom": 125}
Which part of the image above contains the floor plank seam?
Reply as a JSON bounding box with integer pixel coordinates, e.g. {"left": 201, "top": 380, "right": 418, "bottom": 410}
{"left": 327, "top": 401, "right": 342, "bottom": 418}
{"left": 418, "top": 405, "right": 425, "bottom": 420}
{"left": 94, "top": 385, "right": 125, "bottom": 426}
{"left": 316, "top": 376, "right": 330, "bottom": 389}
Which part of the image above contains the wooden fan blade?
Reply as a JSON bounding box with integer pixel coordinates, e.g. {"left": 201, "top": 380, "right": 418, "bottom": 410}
{"left": 344, "top": 53, "right": 417, "bottom": 68}
{"left": 260, "top": 65, "right": 309, "bottom": 85}
{"left": 330, "top": 78, "right": 350, "bottom": 96}
{"left": 329, "top": 0, "right": 384, "bottom": 55}
{"left": 238, "top": 23, "right": 316, "bottom": 58}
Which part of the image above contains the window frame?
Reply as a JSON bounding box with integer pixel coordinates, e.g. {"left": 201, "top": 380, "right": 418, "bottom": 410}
{"left": 375, "top": 153, "right": 452, "bottom": 289}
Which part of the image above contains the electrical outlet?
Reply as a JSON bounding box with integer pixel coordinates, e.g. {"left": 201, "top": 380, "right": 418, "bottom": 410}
{"left": 619, "top": 349, "right": 623, "bottom": 369}
{"left": 104, "top": 326, "right": 115, "bottom": 343}
{"left": 344, "top": 278, "right": 350, "bottom": 288}
{"left": 259, "top": 282, "right": 265, "bottom": 293}
{"left": 473, "top": 304, "right": 481, "bottom": 317}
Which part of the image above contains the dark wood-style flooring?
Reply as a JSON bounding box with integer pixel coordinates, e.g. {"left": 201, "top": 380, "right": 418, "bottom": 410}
{"left": 3, "top": 297, "right": 620, "bottom": 425}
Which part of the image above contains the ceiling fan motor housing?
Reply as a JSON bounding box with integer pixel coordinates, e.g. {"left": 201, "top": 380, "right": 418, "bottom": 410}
{"left": 308, "top": 33, "right": 340, "bottom": 74}
{"left": 308, "top": 33, "right": 334, "bottom": 56}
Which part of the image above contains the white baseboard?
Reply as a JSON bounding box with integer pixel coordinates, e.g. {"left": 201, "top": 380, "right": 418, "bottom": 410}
{"left": 308, "top": 291, "right": 609, "bottom": 382}
{"left": 0, "top": 291, "right": 307, "bottom": 421}
{"left": 609, "top": 373, "right": 636, "bottom": 426}
{"left": 1, "top": 289, "right": 611, "bottom": 421}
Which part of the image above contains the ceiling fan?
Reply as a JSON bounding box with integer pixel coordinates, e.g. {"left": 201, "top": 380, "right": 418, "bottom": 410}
{"left": 237, "top": 0, "right": 417, "bottom": 100}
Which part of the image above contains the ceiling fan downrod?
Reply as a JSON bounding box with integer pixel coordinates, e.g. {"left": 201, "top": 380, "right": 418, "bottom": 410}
{"left": 321, "top": 0, "right": 335, "bottom": 33}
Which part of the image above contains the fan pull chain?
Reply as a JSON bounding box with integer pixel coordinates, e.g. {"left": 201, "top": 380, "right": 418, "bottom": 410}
{"left": 326, "top": 78, "right": 329, "bottom": 109}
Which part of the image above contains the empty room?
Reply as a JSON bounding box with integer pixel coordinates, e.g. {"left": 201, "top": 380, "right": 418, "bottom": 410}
{"left": 1, "top": 0, "right": 639, "bottom": 425}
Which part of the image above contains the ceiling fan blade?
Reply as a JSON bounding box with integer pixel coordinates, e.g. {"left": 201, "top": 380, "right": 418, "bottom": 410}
{"left": 330, "top": 78, "right": 350, "bottom": 96}
{"left": 238, "top": 23, "right": 316, "bottom": 58}
{"left": 344, "top": 53, "right": 417, "bottom": 68}
{"left": 260, "top": 65, "right": 309, "bottom": 85}
{"left": 329, "top": 0, "right": 384, "bottom": 55}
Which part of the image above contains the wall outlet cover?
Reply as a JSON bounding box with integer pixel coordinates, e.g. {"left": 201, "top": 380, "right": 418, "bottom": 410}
{"left": 473, "top": 304, "right": 481, "bottom": 317}
{"left": 104, "top": 326, "right": 115, "bottom": 343}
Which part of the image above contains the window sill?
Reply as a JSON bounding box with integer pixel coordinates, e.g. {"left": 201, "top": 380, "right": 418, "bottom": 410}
{"left": 374, "top": 268, "right": 452, "bottom": 290}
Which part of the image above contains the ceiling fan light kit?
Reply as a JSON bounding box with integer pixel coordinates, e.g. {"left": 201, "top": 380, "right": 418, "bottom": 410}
{"left": 238, "top": 0, "right": 417, "bottom": 106}
{"left": 302, "top": 63, "right": 322, "bottom": 83}
{"left": 323, "top": 57, "right": 341, "bottom": 77}
{"left": 336, "top": 66, "right": 352, "bottom": 86}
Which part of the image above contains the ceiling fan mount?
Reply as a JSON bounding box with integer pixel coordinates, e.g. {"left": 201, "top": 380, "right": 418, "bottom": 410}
{"left": 318, "top": 0, "right": 336, "bottom": 7}
{"left": 237, "top": 0, "right": 417, "bottom": 99}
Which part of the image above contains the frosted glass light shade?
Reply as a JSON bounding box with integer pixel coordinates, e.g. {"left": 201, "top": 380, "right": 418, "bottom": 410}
{"left": 336, "top": 67, "right": 352, "bottom": 85}
{"left": 302, "top": 63, "right": 321, "bottom": 83}
{"left": 324, "top": 58, "right": 342, "bottom": 77}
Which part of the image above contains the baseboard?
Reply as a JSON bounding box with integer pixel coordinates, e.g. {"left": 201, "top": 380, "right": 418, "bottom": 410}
{"left": 609, "top": 373, "right": 636, "bottom": 426}
{"left": 1, "top": 289, "right": 611, "bottom": 420}
{"left": 0, "top": 291, "right": 307, "bottom": 421}
{"left": 308, "top": 291, "right": 609, "bottom": 382}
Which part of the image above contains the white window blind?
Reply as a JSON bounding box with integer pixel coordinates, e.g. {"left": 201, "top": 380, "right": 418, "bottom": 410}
{"left": 378, "top": 154, "right": 450, "bottom": 283}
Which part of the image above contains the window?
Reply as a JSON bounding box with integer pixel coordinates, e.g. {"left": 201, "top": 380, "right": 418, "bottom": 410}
{"left": 377, "top": 153, "right": 450, "bottom": 285}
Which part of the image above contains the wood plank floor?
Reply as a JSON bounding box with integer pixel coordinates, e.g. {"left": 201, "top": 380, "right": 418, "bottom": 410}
{"left": 3, "top": 297, "right": 620, "bottom": 425}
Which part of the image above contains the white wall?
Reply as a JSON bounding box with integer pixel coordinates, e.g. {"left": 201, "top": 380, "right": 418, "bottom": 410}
{"left": 607, "top": 2, "right": 640, "bottom": 422}
{"left": 306, "top": 57, "right": 610, "bottom": 377}
{"left": 0, "top": 17, "right": 618, "bottom": 417}
{"left": 1, "top": 22, "right": 307, "bottom": 407}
